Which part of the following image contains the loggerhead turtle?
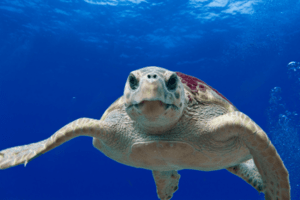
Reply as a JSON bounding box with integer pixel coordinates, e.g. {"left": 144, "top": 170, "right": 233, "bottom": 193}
{"left": 0, "top": 66, "right": 290, "bottom": 200}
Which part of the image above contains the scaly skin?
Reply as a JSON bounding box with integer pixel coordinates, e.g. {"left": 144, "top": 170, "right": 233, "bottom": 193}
{"left": 0, "top": 66, "right": 290, "bottom": 200}
{"left": 209, "top": 111, "right": 289, "bottom": 200}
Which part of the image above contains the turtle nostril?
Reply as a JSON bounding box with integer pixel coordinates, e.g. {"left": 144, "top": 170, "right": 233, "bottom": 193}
{"left": 147, "top": 74, "right": 158, "bottom": 79}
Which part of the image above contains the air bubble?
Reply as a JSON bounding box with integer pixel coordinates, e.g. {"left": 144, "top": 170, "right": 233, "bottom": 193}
{"left": 287, "top": 61, "right": 300, "bottom": 71}
{"left": 267, "top": 62, "right": 300, "bottom": 199}
{"left": 272, "top": 87, "right": 281, "bottom": 93}
{"left": 293, "top": 111, "right": 298, "bottom": 116}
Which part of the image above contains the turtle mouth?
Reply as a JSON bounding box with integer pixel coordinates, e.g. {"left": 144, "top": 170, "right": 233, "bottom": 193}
{"left": 128, "top": 100, "right": 178, "bottom": 111}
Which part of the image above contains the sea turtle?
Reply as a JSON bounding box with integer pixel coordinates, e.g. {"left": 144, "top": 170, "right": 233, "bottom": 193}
{"left": 0, "top": 66, "right": 290, "bottom": 200}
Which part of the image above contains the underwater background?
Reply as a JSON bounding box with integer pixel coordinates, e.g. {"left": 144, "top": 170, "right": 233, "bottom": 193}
{"left": 0, "top": 0, "right": 299, "bottom": 199}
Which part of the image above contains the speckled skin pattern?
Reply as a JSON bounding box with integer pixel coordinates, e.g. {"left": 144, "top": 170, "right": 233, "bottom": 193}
{"left": 0, "top": 66, "right": 290, "bottom": 200}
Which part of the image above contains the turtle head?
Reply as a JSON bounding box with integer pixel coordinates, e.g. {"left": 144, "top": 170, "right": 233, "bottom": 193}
{"left": 124, "top": 66, "right": 185, "bottom": 133}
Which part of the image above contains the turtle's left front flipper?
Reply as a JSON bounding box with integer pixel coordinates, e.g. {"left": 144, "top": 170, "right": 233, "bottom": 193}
{"left": 152, "top": 170, "right": 180, "bottom": 200}
{"left": 209, "top": 111, "right": 290, "bottom": 200}
{"left": 0, "top": 118, "right": 109, "bottom": 170}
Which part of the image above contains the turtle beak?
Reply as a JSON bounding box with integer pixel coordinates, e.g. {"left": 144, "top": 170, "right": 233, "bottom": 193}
{"left": 124, "top": 79, "right": 165, "bottom": 108}
{"left": 138, "top": 81, "right": 163, "bottom": 101}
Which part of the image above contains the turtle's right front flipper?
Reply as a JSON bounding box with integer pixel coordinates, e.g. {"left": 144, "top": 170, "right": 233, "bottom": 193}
{"left": 0, "top": 118, "right": 109, "bottom": 170}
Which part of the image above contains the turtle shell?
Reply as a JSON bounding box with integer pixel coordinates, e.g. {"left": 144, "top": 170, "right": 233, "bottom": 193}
{"left": 176, "top": 72, "right": 236, "bottom": 111}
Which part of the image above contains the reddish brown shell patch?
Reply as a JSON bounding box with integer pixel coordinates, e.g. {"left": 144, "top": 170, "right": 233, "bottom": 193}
{"left": 176, "top": 72, "right": 233, "bottom": 105}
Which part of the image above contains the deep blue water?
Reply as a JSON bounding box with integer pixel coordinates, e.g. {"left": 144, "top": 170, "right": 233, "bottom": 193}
{"left": 0, "top": 0, "right": 299, "bottom": 199}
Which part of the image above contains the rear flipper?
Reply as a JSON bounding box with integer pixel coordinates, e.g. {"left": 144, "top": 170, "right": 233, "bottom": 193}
{"left": 227, "top": 159, "right": 264, "bottom": 193}
{"left": 152, "top": 170, "right": 180, "bottom": 200}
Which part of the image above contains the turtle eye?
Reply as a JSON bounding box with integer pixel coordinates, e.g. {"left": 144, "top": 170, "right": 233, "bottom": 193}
{"left": 129, "top": 74, "right": 139, "bottom": 90}
{"left": 166, "top": 74, "right": 178, "bottom": 91}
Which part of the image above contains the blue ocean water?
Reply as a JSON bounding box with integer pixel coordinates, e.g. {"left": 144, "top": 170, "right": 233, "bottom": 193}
{"left": 0, "top": 0, "right": 299, "bottom": 199}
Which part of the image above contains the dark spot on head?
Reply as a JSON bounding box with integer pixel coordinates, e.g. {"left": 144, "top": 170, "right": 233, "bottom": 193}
{"left": 179, "top": 102, "right": 182, "bottom": 107}
{"left": 174, "top": 186, "right": 178, "bottom": 191}
{"left": 248, "top": 178, "right": 253, "bottom": 183}
{"left": 175, "top": 92, "right": 180, "bottom": 99}
{"left": 167, "top": 195, "right": 171, "bottom": 199}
